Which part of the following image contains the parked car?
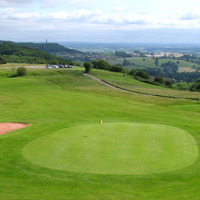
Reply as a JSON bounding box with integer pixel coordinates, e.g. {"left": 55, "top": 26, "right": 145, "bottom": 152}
{"left": 64, "top": 65, "right": 68, "bottom": 68}
{"left": 59, "top": 65, "right": 65, "bottom": 68}
{"left": 68, "top": 65, "right": 74, "bottom": 68}
{"left": 52, "top": 65, "right": 59, "bottom": 69}
{"left": 45, "top": 64, "right": 52, "bottom": 69}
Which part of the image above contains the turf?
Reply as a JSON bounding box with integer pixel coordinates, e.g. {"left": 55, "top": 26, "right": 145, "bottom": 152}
{"left": 23, "top": 123, "right": 198, "bottom": 175}
{"left": 0, "top": 67, "right": 200, "bottom": 199}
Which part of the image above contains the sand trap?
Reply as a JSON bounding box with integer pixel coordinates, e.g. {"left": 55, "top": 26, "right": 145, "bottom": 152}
{"left": 0, "top": 123, "right": 29, "bottom": 136}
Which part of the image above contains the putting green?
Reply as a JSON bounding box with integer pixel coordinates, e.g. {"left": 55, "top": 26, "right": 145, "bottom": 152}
{"left": 22, "top": 123, "right": 198, "bottom": 175}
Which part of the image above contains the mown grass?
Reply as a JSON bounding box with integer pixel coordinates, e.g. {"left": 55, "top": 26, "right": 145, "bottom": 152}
{"left": 23, "top": 123, "right": 198, "bottom": 175}
{"left": 0, "top": 67, "right": 200, "bottom": 199}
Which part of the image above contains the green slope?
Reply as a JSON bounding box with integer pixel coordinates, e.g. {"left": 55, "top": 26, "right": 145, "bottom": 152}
{"left": 90, "top": 69, "right": 200, "bottom": 99}
{"left": 0, "top": 41, "right": 70, "bottom": 64}
{"left": 0, "top": 67, "right": 200, "bottom": 199}
{"left": 19, "top": 42, "right": 82, "bottom": 54}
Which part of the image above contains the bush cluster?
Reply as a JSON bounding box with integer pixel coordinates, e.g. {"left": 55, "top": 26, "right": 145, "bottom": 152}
{"left": 154, "top": 76, "right": 173, "bottom": 87}
{"left": 92, "top": 60, "right": 125, "bottom": 73}
{"left": 129, "top": 69, "right": 150, "bottom": 79}
{"left": 190, "top": 79, "right": 200, "bottom": 91}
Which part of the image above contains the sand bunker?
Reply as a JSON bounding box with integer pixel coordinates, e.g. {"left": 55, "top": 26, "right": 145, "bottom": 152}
{"left": 0, "top": 123, "right": 29, "bottom": 135}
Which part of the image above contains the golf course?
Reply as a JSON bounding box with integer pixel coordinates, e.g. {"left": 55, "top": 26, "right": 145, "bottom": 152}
{"left": 0, "top": 67, "right": 200, "bottom": 199}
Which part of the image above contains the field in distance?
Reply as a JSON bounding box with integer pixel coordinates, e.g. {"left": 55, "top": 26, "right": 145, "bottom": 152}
{"left": 107, "top": 57, "right": 200, "bottom": 72}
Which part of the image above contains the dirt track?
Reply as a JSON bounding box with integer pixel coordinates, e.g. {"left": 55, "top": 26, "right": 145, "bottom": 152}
{"left": 83, "top": 73, "right": 200, "bottom": 100}
{"left": 83, "top": 73, "right": 156, "bottom": 96}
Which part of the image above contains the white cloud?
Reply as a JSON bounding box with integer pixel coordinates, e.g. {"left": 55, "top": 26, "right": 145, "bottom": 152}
{"left": 39, "top": 0, "right": 59, "bottom": 7}
{"left": 0, "top": 0, "right": 33, "bottom": 6}
{"left": 68, "top": 0, "right": 93, "bottom": 6}
{"left": 0, "top": 8, "right": 40, "bottom": 20}
{"left": 1, "top": 7, "right": 200, "bottom": 36}
{"left": 113, "top": 6, "right": 126, "bottom": 12}
{"left": 180, "top": 11, "right": 200, "bottom": 21}
{"left": 0, "top": 0, "right": 58, "bottom": 7}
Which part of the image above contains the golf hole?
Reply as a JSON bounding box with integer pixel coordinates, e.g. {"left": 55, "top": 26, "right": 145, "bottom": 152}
{"left": 22, "top": 123, "right": 198, "bottom": 175}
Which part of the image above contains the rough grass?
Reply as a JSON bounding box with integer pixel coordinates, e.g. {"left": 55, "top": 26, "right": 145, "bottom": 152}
{"left": 0, "top": 63, "right": 45, "bottom": 68}
{"left": 0, "top": 67, "right": 200, "bottom": 199}
{"left": 90, "top": 69, "right": 200, "bottom": 100}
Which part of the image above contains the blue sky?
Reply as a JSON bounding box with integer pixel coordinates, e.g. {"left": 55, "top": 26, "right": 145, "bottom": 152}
{"left": 1, "top": 0, "right": 200, "bottom": 43}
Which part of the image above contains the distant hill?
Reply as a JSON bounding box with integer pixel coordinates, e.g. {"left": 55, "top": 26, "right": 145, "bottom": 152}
{"left": 0, "top": 41, "right": 72, "bottom": 64}
{"left": 18, "top": 42, "right": 83, "bottom": 55}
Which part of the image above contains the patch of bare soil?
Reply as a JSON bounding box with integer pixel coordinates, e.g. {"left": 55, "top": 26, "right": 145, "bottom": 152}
{"left": 0, "top": 123, "right": 29, "bottom": 136}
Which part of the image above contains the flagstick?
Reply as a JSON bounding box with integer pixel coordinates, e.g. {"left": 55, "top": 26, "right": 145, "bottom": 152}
{"left": 100, "top": 120, "right": 103, "bottom": 135}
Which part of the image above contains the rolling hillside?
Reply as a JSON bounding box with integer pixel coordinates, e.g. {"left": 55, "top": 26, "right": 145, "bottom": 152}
{"left": 0, "top": 41, "right": 71, "bottom": 64}
{"left": 0, "top": 67, "right": 200, "bottom": 199}
{"left": 19, "top": 42, "right": 82, "bottom": 55}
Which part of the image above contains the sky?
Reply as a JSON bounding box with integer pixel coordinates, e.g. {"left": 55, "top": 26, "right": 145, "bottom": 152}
{"left": 1, "top": 0, "right": 200, "bottom": 43}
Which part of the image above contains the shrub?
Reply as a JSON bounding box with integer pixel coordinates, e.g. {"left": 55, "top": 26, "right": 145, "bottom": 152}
{"left": 16, "top": 67, "right": 27, "bottom": 76}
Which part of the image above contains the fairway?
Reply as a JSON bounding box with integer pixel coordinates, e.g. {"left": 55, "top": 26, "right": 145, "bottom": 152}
{"left": 22, "top": 123, "right": 198, "bottom": 175}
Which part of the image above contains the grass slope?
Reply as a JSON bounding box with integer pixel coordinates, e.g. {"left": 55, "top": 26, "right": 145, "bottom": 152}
{"left": 90, "top": 69, "right": 200, "bottom": 99}
{"left": 0, "top": 67, "right": 200, "bottom": 199}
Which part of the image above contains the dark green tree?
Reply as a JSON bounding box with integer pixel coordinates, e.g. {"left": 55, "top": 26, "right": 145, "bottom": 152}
{"left": 190, "top": 78, "right": 200, "bottom": 91}
{"left": 165, "top": 80, "right": 173, "bottom": 87}
{"left": 123, "top": 59, "right": 131, "bottom": 66}
{"left": 136, "top": 71, "right": 150, "bottom": 79}
{"left": 92, "top": 59, "right": 110, "bottom": 70}
{"left": 0, "top": 56, "right": 6, "bottom": 64}
{"left": 129, "top": 69, "right": 138, "bottom": 76}
{"left": 69, "top": 61, "right": 76, "bottom": 66}
{"left": 154, "top": 76, "right": 164, "bottom": 84}
{"left": 155, "top": 58, "right": 159, "bottom": 66}
{"left": 84, "top": 62, "right": 92, "bottom": 73}
{"left": 51, "top": 60, "right": 59, "bottom": 65}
